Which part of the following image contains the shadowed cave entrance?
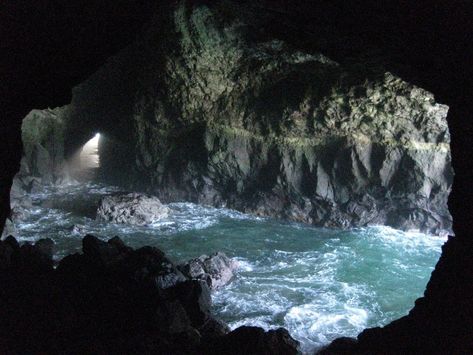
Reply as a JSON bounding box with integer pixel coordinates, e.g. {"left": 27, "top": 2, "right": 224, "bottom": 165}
{"left": 2, "top": 1, "right": 467, "bottom": 353}
{"left": 5, "top": 80, "right": 454, "bottom": 353}
{"left": 2, "top": 1, "right": 472, "bottom": 354}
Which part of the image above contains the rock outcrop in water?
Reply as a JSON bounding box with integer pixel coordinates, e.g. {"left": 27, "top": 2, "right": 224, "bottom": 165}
{"left": 179, "top": 252, "right": 239, "bottom": 289}
{"left": 3, "top": 108, "right": 77, "bottom": 239}
{"left": 60, "top": 1, "right": 452, "bottom": 235}
{"left": 20, "top": 108, "right": 68, "bottom": 186}
{"left": 96, "top": 193, "right": 170, "bottom": 225}
{"left": 0, "top": 235, "right": 299, "bottom": 354}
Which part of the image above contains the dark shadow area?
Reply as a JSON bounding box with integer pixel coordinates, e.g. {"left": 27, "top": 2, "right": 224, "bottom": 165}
{"left": 1, "top": 1, "right": 472, "bottom": 354}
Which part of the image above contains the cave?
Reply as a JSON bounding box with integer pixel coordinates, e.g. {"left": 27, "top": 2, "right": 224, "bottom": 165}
{"left": 1, "top": 1, "right": 472, "bottom": 354}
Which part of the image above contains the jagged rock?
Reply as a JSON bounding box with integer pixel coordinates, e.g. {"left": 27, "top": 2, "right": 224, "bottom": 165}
{"left": 81, "top": 234, "right": 186, "bottom": 288}
{"left": 0, "top": 235, "right": 286, "bottom": 354}
{"left": 0, "top": 236, "right": 19, "bottom": 268}
{"left": 63, "top": 1, "right": 453, "bottom": 234}
{"left": 178, "top": 252, "right": 239, "bottom": 289}
{"left": 203, "top": 326, "right": 300, "bottom": 355}
{"left": 167, "top": 280, "right": 212, "bottom": 327}
{"left": 96, "top": 193, "right": 170, "bottom": 225}
{"left": 10, "top": 194, "right": 33, "bottom": 222}
{"left": 34, "top": 238, "right": 55, "bottom": 260}
{"left": 1, "top": 219, "right": 16, "bottom": 240}
{"left": 0, "top": 237, "right": 54, "bottom": 271}
{"left": 199, "top": 317, "right": 231, "bottom": 340}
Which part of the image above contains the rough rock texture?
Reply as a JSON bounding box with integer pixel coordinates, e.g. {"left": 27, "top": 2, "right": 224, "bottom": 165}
{"left": 63, "top": 1, "right": 453, "bottom": 234}
{"left": 19, "top": 108, "right": 70, "bottom": 186}
{"left": 4, "top": 108, "right": 76, "bottom": 238}
{"left": 179, "top": 252, "right": 239, "bottom": 289}
{"left": 2, "top": 1, "right": 472, "bottom": 355}
{"left": 96, "top": 193, "right": 170, "bottom": 225}
{"left": 0, "top": 235, "right": 299, "bottom": 354}
{"left": 203, "top": 326, "right": 300, "bottom": 355}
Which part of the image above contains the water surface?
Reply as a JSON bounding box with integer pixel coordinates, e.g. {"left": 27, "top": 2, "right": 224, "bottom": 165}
{"left": 15, "top": 183, "right": 445, "bottom": 353}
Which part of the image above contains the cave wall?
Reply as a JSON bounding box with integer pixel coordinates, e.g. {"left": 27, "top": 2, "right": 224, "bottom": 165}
{"left": 62, "top": 1, "right": 453, "bottom": 234}
{"left": 19, "top": 108, "right": 68, "bottom": 185}
{"left": 1, "top": 0, "right": 472, "bottom": 353}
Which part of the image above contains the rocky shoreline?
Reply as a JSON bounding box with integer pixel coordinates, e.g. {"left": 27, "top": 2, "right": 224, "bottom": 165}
{"left": 22, "top": 1, "right": 451, "bottom": 236}
{"left": 0, "top": 235, "right": 299, "bottom": 354}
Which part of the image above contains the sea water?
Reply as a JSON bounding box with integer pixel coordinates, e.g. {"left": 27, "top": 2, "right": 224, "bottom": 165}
{"left": 14, "top": 183, "right": 445, "bottom": 353}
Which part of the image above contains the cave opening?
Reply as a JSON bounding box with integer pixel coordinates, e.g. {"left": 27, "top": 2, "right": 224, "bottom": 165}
{"left": 4, "top": 65, "right": 454, "bottom": 354}
{"left": 2, "top": 1, "right": 471, "bottom": 354}
{"left": 64, "top": 132, "right": 103, "bottom": 183}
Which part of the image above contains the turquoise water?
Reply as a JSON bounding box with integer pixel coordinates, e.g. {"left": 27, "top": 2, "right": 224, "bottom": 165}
{"left": 15, "top": 183, "right": 445, "bottom": 353}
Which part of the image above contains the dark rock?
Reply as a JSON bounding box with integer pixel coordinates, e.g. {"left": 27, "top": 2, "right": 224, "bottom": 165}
{"left": 61, "top": 1, "right": 453, "bottom": 234}
{"left": 82, "top": 234, "right": 123, "bottom": 265}
{"left": 4, "top": 235, "right": 20, "bottom": 249}
{"left": 178, "top": 252, "right": 239, "bottom": 289}
{"left": 0, "top": 237, "right": 17, "bottom": 269}
{"left": 0, "top": 219, "right": 16, "bottom": 240}
{"left": 199, "top": 317, "right": 231, "bottom": 340}
{"left": 318, "top": 337, "right": 358, "bottom": 354}
{"left": 1, "top": 0, "right": 472, "bottom": 355}
{"left": 203, "top": 326, "right": 300, "bottom": 355}
{"left": 96, "top": 193, "right": 170, "bottom": 225}
{"left": 35, "top": 238, "right": 55, "bottom": 260}
{"left": 123, "top": 245, "right": 187, "bottom": 289}
{"left": 108, "top": 235, "right": 132, "bottom": 253}
{"left": 81, "top": 236, "right": 185, "bottom": 291}
{"left": 168, "top": 280, "right": 212, "bottom": 328}
{"left": 0, "top": 235, "right": 293, "bottom": 354}
{"left": 9, "top": 238, "right": 56, "bottom": 272}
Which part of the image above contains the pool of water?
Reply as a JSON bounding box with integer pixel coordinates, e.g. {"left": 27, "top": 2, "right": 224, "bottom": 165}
{"left": 14, "top": 183, "right": 445, "bottom": 353}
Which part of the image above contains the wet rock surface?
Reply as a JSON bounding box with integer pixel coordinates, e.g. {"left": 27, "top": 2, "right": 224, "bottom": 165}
{"left": 96, "top": 193, "right": 171, "bottom": 225}
{"left": 178, "top": 252, "right": 239, "bottom": 289}
{"left": 62, "top": 1, "right": 453, "bottom": 235}
{"left": 203, "top": 326, "right": 300, "bottom": 355}
{"left": 0, "top": 235, "right": 299, "bottom": 354}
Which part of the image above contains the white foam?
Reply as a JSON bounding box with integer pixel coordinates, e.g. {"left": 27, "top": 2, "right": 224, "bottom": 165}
{"left": 234, "top": 258, "right": 254, "bottom": 272}
{"left": 14, "top": 183, "right": 444, "bottom": 354}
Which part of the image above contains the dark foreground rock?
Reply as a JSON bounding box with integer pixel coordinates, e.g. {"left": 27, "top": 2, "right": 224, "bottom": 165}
{"left": 0, "top": 235, "right": 299, "bottom": 354}
{"left": 178, "top": 252, "right": 239, "bottom": 289}
{"left": 203, "top": 326, "right": 299, "bottom": 355}
{"left": 96, "top": 193, "right": 170, "bottom": 225}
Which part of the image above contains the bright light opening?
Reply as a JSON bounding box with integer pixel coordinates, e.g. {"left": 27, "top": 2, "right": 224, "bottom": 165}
{"left": 80, "top": 133, "right": 100, "bottom": 169}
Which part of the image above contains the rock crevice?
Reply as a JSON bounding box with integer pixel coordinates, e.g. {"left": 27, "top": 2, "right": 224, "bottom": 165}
{"left": 60, "top": 1, "right": 452, "bottom": 234}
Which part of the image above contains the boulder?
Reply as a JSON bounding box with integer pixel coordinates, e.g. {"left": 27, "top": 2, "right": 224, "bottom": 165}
{"left": 167, "top": 280, "right": 212, "bottom": 328}
{"left": 81, "top": 235, "right": 186, "bottom": 289}
{"left": 1, "top": 219, "right": 16, "bottom": 240}
{"left": 0, "top": 235, "right": 300, "bottom": 354}
{"left": 96, "top": 193, "right": 170, "bottom": 225}
{"left": 178, "top": 252, "right": 239, "bottom": 289}
{"left": 203, "top": 326, "right": 300, "bottom": 355}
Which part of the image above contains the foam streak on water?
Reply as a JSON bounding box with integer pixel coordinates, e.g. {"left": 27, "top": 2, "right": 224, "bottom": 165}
{"left": 16, "top": 183, "right": 446, "bottom": 353}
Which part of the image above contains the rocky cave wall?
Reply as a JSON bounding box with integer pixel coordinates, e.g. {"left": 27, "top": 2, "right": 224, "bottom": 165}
{"left": 1, "top": 0, "right": 472, "bottom": 353}
{"left": 60, "top": 1, "right": 453, "bottom": 234}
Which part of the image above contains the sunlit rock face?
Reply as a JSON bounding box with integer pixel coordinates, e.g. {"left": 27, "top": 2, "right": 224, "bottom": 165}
{"left": 63, "top": 1, "right": 453, "bottom": 234}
